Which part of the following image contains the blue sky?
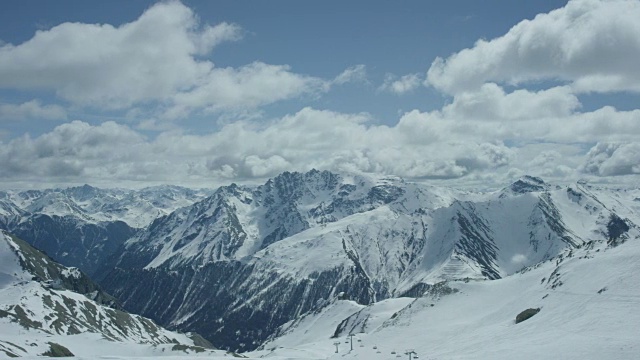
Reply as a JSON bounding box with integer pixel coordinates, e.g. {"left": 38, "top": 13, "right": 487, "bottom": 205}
{"left": 0, "top": 0, "right": 639, "bottom": 189}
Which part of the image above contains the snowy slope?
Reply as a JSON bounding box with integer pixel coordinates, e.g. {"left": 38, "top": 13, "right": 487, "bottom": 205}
{"left": 253, "top": 230, "right": 640, "bottom": 360}
{"left": 0, "top": 230, "right": 225, "bottom": 358}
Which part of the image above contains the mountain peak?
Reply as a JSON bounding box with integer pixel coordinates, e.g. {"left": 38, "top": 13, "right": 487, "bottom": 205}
{"left": 505, "top": 175, "right": 549, "bottom": 195}
{"left": 63, "top": 183, "right": 102, "bottom": 202}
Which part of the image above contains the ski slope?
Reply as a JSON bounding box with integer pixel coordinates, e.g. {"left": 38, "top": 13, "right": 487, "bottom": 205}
{"left": 252, "top": 232, "right": 640, "bottom": 360}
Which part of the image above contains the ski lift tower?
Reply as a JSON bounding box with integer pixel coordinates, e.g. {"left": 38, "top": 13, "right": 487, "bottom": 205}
{"left": 405, "top": 349, "right": 418, "bottom": 360}
{"left": 347, "top": 333, "right": 355, "bottom": 351}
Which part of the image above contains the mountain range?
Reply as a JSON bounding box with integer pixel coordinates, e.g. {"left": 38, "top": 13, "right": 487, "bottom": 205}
{"left": 1, "top": 170, "right": 639, "bottom": 354}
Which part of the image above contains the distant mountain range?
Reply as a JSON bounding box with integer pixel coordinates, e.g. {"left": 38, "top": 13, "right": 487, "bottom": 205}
{"left": 1, "top": 170, "right": 639, "bottom": 352}
{"left": 0, "top": 185, "right": 211, "bottom": 275}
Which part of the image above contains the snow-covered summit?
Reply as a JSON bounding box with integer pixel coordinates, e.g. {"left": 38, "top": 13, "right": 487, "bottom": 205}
{"left": 500, "top": 175, "right": 551, "bottom": 196}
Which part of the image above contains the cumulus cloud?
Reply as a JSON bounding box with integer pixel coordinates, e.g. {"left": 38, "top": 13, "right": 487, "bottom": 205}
{"left": 169, "top": 62, "right": 328, "bottom": 116}
{"left": 581, "top": 143, "right": 640, "bottom": 176}
{"left": 0, "top": 121, "right": 145, "bottom": 178}
{"left": 426, "top": 0, "right": 640, "bottom": 94}
{"left": 0, "top": 1, "right": 333, "bottom": 117}
{"left": 379, "top": 73, "right": 422, "bottom": 95}
{"left": 0, "top": 100, "right": 67, "bottom": 121}
{"left": 522, "top": 150, "right": 576, "bottom": 179}
{"left": 442, "top": 84, "right": 580, "bottom": 121}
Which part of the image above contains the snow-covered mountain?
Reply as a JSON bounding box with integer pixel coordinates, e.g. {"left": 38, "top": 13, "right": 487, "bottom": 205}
{"left": 253, "top": 216, "right": 640, "bottom": 360}
{"left": 0, "top": 230, "right": 219, "bottom": 358}
{"left": 0, "top": 185, "right": 211, "bottom": 275}
{"left": 1, "top": 184, "right": 211, "bottom": 228}
{"left": 98, "top": 170, "right": 640, "bottom": 352}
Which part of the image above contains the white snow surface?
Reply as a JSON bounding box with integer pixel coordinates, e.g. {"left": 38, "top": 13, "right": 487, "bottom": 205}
{"left": 0, "top": 232, "right": 31, "bottom": 288}
{"left": 250, "top": 233, "right": 640, "bottom": 360}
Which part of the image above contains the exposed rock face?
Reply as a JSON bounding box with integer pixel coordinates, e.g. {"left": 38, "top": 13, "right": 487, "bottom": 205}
{"left": 5, "top": 232, "right": 121, "bottom": 309}
{"left": 8, "top": 215, "right": 135, "bottom": 276}
{"left": 607, "top": 213, "right": 630, "bottom": 246}
{"left": 516, "top": 308, "right": 541, "bottom": 324}
{"left": 0, "top": 231, "right": 206, "bottom": 356}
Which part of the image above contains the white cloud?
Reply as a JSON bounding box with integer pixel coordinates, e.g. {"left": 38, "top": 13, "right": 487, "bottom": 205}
{"left": 193, "top": 21, "right": 244, "bottom": 54}
{"left": 0, "top": 100, "right": 67, "bottom": 121}
{"left": 0, "top": 108, "right": 517, "bottom": 186}
{"left": 0, "top": 1, "right": 331, "bottom": 118}
{"left": 442, "top": 84, "right": 580, "bottom": 121}
{"left": 0, "top": 2, "right": 224, "bottom": 108}
{"left": 379, "top": 73, "right": 422, "bottom": 95}
{"left": 2, "top": 103, "right": 639, "bottom": 187}
{"left": 581, "top": 142, "right": 640, "bottom": 176}
{"left": 426, "top": 0, "right": 640, "bottom": 94}
{"left": 241, "top": 155, "right": 292, "bottom": 178}
{"left": 171, "top": 62, "right": 329, "bottom": 114}
{"left": 529, "top": 151, "right": 563, "bottom": 168}
{"left": 395, "top": 104, "right": 640, "bottom": 146}
{"left": 0, "top": 121, "right": 145, "bottom": 179}
{"left": 333, "top": 65, "right": 367, "bottom": 85}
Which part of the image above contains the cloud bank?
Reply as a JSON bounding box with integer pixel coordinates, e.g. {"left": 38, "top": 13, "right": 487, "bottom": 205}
{"left": 0, "top": 0, "right": 639, "bottom": 188}
{"left": 0, "top": 109, "right": 514, "bottom": 186}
